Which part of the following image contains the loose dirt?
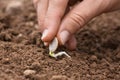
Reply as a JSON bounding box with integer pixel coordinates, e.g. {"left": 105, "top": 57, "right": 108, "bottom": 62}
{"left": 0, "top": 0, "right": 120, "bottom": 80}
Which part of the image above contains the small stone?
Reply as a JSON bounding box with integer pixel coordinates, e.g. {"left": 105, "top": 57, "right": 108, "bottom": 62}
{"left": 25, "top": 21, "right": 34, "bottom": 26}
{"left": 86, "top": 74, "right": 91, "bottom": 78}
{"left": 5, "top": 34, "right": 12, "bottom": 41}
{"left": 35, "top": 24, "right": 39, "bottom": 29}
{"left": 101, "top": 58, "right": 110, "bottom": 66}
{"left": 116, "top": 52, "right": 120, "bottom": 59}
{"left": 90, "top": 69, "right": 96, "bottom": 75}
{"left": 17, "top": 34, "right": 22, "bottom": 37}
{"left": 89, "top": 55, "right": 97, "bottom": 61}
{"left": 2, "top": 58, "right": 10, "bottom": 64}
{"left": 33, "top": 74, "right": 48, "bottom": 80}
{"left": 50, "top": 75, "right": 68, "bottom": 80}
{"left": 90, "top": 62, "right": 97, "bottom": 68}
{"left": 30, "top": 62, "right": 41, "bottom": 71}
{"left": 109, "top": 65, "right": 115, "bottom": 71}
{"left": 23, "top": 69, "right": 36, "bottom": 76}
{"left": 115, "top": 75, "right": 120, "bottom": 80}
{"left": 6, "top": 1, "right": 23, "bottom": 14}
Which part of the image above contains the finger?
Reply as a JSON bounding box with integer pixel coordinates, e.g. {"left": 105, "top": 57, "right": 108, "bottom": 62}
{"left": 43, "top": 6, "right": 70, "bottom": 47}
{"left": 104, "top": 0, "right": 120, "bottom": 12}
{"left": 36, "top": 0, "right": 48, "bottom": 32}
{"left": 65, "top": 35, "right": 77, "bottom": 50}
{"left": 41, "top": 0, "right": 69, "bottom": 42}
{"left": 33, "top": 0, "right": 39, "bottom": 8}
{"left": 58, "top": 0, "right": 107, "bottom": 45}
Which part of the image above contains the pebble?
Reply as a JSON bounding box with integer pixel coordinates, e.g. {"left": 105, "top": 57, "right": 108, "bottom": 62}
{"left": 23, "top": 69, "right": 36, "bottom": 76}
{"left": 86, "top": 74, "right": 91, "bottom": 78}
{"left": 89, "top": 55, "right": 98, "bottom": 61}
{"left": 116, "top": 52, "right": 120, "bottom": 59}
{"left": 2, "top": 58, "right": 10, "bottom": 64}
{"left": 25, "top": 21, "right": 34, "bottom": 26}
{"left": 50, "top": 75, "right": 68, "bottom": 80}
{"left": 35, "top": 24, "right": 39, "bottom": 29}
{"left": 32, "top": 74, "right": 48, "bottom": 80}
{"left": 90, "top": 62, "right": 97, "bottom": 68}
{"left": 6, "top": 1, "right": 23, "bottom": 14}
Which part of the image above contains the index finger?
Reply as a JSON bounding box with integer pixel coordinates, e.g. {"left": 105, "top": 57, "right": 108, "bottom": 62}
{"left": 41, "top": 0, "right": 69, "bottom": 42}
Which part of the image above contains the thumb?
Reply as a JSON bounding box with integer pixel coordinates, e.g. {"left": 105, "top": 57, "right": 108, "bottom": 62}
{"left": 57, "top": 0, "right": 107, "bottom": 45}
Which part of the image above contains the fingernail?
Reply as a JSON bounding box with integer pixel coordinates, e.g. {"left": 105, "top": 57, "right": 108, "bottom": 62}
{"left": 59, "top": 31, "right": 70, "bottom": 45}
{"left": 41, "top": 29, "right": 48, "bottom": 40}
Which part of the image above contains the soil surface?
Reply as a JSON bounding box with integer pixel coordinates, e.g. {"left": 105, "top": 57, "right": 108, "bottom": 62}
{"left": 0, "top": 0, "right": 120, "bottom": 80}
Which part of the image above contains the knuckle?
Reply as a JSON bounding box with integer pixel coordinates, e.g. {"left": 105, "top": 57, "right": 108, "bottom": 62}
{"left": 69, "top": 12, "right": 86, "bottom": 28}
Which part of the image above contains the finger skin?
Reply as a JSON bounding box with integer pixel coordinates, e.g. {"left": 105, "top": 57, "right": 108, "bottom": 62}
{"left": 65, "top": 35, "right": 77, "bottom": 50}
{"left": 34, "top": 0, "right": 120, "bottom": 47}
{"left": 41, "top": 0, "right": 69, "bottom": 42}
{"left": 57, "top": 0, "right": 111, "bottom": 45}
{"left": 36, "top": 0, "right": 48, "bottom": 32}
{"left": 104, "top": 0, "right": 120, "bottom": 12}
{"left": 33, "top": 0, "right": 39, "bottom": 8}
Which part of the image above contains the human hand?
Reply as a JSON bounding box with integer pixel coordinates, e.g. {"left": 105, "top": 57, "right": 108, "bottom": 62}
{"left": 33, "top": 0, "right": 120, "bottom": 50}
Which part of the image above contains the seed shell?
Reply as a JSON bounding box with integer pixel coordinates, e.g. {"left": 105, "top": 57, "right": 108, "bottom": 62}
{"left": 49, "top": 37, "right": 58, "bottom": 52}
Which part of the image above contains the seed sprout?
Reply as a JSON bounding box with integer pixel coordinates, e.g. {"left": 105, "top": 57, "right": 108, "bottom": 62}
{"left": 49, "top": 37, "right": 71, "bottom": 59}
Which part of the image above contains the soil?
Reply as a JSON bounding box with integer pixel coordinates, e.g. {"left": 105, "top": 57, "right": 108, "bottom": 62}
{"left": 0, "top": 0, "right": 120, "bottom": 80}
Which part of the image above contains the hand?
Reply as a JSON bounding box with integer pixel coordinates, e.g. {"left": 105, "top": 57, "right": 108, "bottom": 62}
{"left": 33, "top": 0, "right": 120, "bottom": 50}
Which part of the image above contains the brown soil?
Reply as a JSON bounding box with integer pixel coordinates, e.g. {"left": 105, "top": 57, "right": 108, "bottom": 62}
{"left": 0, "top": 0, "right": 120, "bottom": 80}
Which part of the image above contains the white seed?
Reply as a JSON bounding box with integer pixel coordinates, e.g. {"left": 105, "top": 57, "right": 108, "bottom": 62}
{"left": 49, "top": 37, "right": 58, "bottom": 52}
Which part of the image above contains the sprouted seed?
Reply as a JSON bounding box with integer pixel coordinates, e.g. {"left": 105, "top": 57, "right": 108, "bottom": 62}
{"left": 49, "top": 51, "right": 71, "bottom": 58}
{"left": 49, "top": 37, "right": 58, "bottom": 52}
{"left": 49, "top": 37, "right": 71, "bottom": 58}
